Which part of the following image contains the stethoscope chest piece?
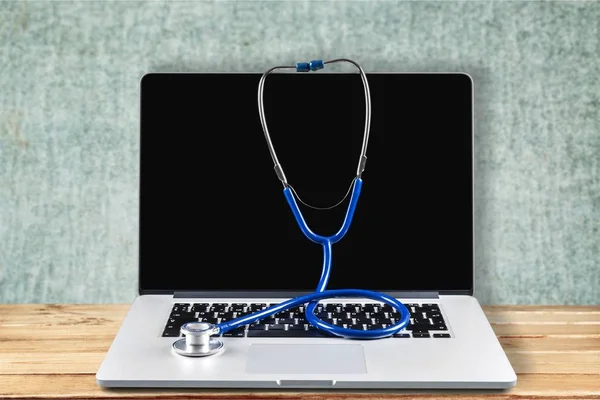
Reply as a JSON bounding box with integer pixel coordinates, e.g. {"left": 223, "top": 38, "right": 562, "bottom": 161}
{"left": 172, "top": 322, "right": 224, "bottom": 357}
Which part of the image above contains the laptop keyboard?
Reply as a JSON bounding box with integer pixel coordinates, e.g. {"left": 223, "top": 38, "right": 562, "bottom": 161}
{"left": 162, "top": 302, "right": 451, "bottom": 339}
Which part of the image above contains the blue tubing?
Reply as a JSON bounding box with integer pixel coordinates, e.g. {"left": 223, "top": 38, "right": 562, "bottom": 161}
{"left": 216, "top": 178, "right": 410, "bottom": 339}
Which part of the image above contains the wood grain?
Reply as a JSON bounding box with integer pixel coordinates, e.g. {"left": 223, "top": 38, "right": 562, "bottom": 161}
{"left": 0, "top": 304, "right": 599, "bottom": 399}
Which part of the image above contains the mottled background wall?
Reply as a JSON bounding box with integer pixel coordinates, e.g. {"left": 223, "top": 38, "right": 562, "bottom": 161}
{"left": 1, "top": 1, "right": 598, "bottom": 304}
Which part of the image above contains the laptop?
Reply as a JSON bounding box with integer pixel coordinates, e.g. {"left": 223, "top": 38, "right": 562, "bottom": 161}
{"left": 96, "top": 71, "right": 517, "bottom": 389}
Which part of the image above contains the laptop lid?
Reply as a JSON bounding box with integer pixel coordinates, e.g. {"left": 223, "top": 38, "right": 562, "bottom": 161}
{"left": 139, "top": 72, "right": 473, "bottom": 296}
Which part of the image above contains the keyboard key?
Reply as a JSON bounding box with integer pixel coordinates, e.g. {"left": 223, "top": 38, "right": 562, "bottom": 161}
{"left": 362, "top": 303, "right": 380, "bottom": 311}
{"left": 234, "top": 311, "right": 251, "bottom": 318}
{"left": 230, "top": 303, "right": 247, "bottom": 311}
{"left": 165, "top": 322, "right": 182, "bottom": 330}
{"left": 277, "top": 318, "right": 296, "bottom": 325}
{"left": 347, "top": 324, "right": 366, "bottom": 330}
{"left": 198, "top": 316, "right": 218, "bottom": 324}
{"left": 434, "top": 324, "right": 448, "bottom": 331}
{"left": 191, "top": 303, "right": 208, "bottom": 312}
{"left": 247, "top": 330, "right": 329, "bottom": 338}
{"left": 287, "top": 324, "right": 306, "bottom": 330}
{"left": 267, "top": 324, "right": 286, "bottom": 330}
{"left": 275, "top": 311, "right": 292, "bottom": 318}
{"left": 412, "top": 333, "right": 431, "bottom": 338}
{"left": 393, "top": 333, "right": 410, "bottom": 338}
{"left": 217, "top": 311, "right": 233, "bottom": 317}
{"left": 171, "top": 305, "right": 185, "bottom": 312}
{"left": 433, "top": 333, "right": 451, "bottom": 338}
{"left": 248, "top": 323, "right": 268, "bottom": 330}
{"left": 344, "top": 304, "right": 358, "bottom": 312}
{"left": 373, "top": 318, "right": 392, "bottom": 325}
{"left": 223, "top": 328, "right": 246, "bottom": 337}
{"left": 170, "top": 312, "right": 195, "bottom": 320}
{"left": 406, "top": 324, "right": 430, "bottom": 332}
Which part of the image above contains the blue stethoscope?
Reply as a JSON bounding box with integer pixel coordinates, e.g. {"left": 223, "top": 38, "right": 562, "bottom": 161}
{"left": 173, "top": 59, "right": 410, "bottom": 357}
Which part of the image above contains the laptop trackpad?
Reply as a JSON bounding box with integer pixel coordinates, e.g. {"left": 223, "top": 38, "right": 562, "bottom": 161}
{"left": 245, "top": 344, "right": 367, "bottom": 374}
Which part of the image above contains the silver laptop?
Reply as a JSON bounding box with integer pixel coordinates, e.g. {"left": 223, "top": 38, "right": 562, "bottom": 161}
{"left": 96, "top": 72, "right": 516, "bottom": 389}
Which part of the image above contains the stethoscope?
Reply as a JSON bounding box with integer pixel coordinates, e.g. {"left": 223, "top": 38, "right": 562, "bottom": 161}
{"left": 173, "top": 59, "right": 410, "bottom": 357}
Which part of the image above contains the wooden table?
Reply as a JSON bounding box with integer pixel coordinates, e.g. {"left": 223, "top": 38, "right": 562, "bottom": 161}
{"left": 0, "top": 305, "right": 598, "bottom": 399}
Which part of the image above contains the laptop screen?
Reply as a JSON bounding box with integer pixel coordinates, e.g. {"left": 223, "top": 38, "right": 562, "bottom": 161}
{"left": 139, "top": 73, "right": 473, "bottom": 294}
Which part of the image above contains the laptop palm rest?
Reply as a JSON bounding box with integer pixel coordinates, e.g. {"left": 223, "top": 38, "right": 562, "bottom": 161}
{"left": 245, "top": 344, "right": 367, "bottom": 374}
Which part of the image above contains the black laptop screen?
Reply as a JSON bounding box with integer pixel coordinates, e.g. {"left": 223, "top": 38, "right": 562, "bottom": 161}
{"left": 139, "top": 73, "right": 473, "bottom": 293}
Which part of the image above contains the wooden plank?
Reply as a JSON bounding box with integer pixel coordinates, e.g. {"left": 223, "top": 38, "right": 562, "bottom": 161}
{"left": 512, "top": 373, "right": 600, "bottom": 396}
{"left": 0, "top": 373, "right": 599, "bottom": 399}
{"left": 491, "top": 323, "right": 600, "bottom": 336}
{"left": 4, "top": 322, "right": 596, "bottom": 343}
{"left": 498, "top": 336, "right": 600, "bottom": 351}
{"left": 0, "top": 304, "right": 128, "bottom": 325}
{"left": 1, "top": 305, "right": 600, "bottom": 398}
{"left": 485, "top": 305, "right": 600, "bottom": 335}
{"left": 0, "top": 326, "right": 120, "bottom": 342}
{"left": 484, "top": 309, "right": 600, "bottom": 323}
{"left": 1, "top": 304, "right": 599, "bottom": 317}
{"left": 2, "top": 345, "right": 599, "bottom": 375}
{"left": 0, "top": 339, "right": 111, "bottom": 354}
{"left": 2, "top": 305, "right": 599, "bottom": 322}
{"left": 2, "top": 305, "right": 600, "bottom": 326}
{"left": 2, "top": 305, "right": 600, "bottom": 335}
{"left": 1, "top": 336, "right": 598, "bottom": 355}
{"left": 505, "top": 351, "right": 600, "bottom": 374}
{"left": 483, "top": 305, "right": 600, "bottom": 313}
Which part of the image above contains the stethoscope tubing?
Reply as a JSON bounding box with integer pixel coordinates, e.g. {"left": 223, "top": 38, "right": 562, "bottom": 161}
{"left": 215, "top": 178, "right": 410, "bottom": 339}
{"left": 207, "top": 59, "right": 410, "bottom": 340}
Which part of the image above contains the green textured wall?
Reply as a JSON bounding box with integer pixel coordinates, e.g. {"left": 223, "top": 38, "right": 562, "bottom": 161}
{"left": 1, "top": 1, "right": 598, "bottom": 304}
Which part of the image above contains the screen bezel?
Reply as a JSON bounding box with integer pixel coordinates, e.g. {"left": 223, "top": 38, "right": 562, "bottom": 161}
{"left": 137, "top": 72, "right": 475, "bottom": 296}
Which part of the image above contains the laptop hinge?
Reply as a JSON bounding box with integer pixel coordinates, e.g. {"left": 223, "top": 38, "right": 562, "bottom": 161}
{"left": 173, "top": 291, "right": 439, "bottom": 299}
